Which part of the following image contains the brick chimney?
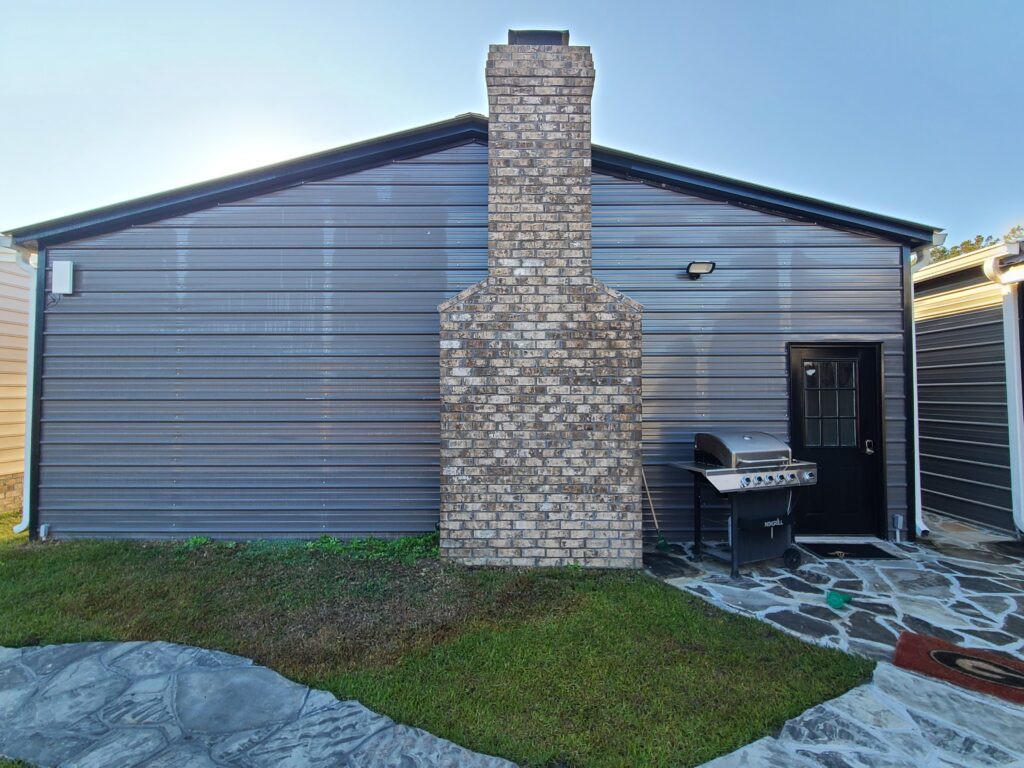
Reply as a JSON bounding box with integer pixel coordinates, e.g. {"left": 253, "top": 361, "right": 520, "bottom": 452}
{"left": 437, "top": 30, "right": 643, "bottom": 568}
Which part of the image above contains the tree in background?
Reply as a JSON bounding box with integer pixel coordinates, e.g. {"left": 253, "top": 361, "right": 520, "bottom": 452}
{"left": 931, "top": 224, "right": 1024, "bottom": 262}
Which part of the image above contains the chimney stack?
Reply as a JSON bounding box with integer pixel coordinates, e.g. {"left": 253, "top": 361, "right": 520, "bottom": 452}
{"left": 437, "top": 30, "right": 643, "bottom": 568}
{"left": 486, "top": 30, "right": 595, "bottom": 281}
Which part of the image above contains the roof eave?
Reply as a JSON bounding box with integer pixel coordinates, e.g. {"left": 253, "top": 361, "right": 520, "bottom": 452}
{"left": 10, "top": 113, "right": 489, "bottom": 249}
{"left": 9, "top": 111, "right": 939, "bottom": 250}
{"left": 590, "top": 145, "right": 938, "bottom": 248}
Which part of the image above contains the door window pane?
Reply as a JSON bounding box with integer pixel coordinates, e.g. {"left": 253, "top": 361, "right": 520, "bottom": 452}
{"left": 806, "top": 390, "right": 820, "bottom": 417}
{"left": 840, "top": 418, "right": 857, "bottom": 447}
{"left": 838, "top": 390, "right": 856, "bottom": 417}
{"left": 837, "top": 361, "right": 856, "bottom": 389}
{"left": 822, "top": 419, "right": 839, "bottom": 447}
{"left": 805, "top": 418, "right": 821, "bottom": 447}
{"left": 821, "top": 390, "right": 838, "bottom": 417}
{"left": 804, "top": 362, "right": 819, "bottom": 389}
{"left": 821, "top": 362, "right": 837, "bottom": 389}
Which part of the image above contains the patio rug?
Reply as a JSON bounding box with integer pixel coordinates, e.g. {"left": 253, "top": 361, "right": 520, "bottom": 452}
{"left": 894, "top": 631, "right": 1024, "bottom": 705}
{"left": 800, "top": 542, "right": 898, "bottom": 560}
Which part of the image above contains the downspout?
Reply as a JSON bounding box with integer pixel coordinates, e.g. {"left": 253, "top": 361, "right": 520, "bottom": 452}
{"left": 909, "top": 237, "right": 941, "bottom": 538}
{"left": 983, "top": 244, "right": 1024, "bottom": 537}
{"left": 0, "top": 235, "right": 37, "bottom": 535}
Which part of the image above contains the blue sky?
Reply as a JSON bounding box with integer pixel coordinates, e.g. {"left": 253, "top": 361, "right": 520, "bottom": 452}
{"left": 1, "top": 0, "right": 1021, "bottom": 244}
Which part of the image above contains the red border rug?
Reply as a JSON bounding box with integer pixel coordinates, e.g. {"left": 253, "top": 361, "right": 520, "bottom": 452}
{"left": 893, "top": 631, "right": 1024, "bottom": 705}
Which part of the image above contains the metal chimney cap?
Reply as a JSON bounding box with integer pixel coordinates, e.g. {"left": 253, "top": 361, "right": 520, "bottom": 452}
{"left": 508, "top": 29, "right": 569, "bottom": 45}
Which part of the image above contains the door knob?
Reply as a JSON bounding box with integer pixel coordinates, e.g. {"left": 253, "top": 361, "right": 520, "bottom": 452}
{"left": 864, "top": 439, "right": 875, "bottom": 455}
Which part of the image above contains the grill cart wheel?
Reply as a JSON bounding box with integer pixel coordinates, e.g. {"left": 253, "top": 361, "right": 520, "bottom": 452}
{"left": 783, "top": 547, "right": 802, "bottom": 570}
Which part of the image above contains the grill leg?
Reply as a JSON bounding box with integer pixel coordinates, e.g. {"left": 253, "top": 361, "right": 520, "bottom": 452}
{"left": 693, "top": 478, "right": 702, "bottom": 561}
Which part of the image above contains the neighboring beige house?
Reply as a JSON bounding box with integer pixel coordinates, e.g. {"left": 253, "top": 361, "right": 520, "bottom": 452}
{"left": 0, "top": 257, "right": 30, "bottom": 511}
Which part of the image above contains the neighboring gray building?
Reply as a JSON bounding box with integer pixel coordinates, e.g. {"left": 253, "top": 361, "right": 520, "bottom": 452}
{"left": 914, "top": 241, "right": 1024, "bottom": 535}
{"left": 5, "top": 32, "right": 938, "bottom": 549}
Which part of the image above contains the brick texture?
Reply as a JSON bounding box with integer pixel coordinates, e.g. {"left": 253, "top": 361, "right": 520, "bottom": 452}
{"left": 437, "top": 37, "right": 644, "bottom": 568}
{"left": 0, "top": 472, "right": 23, "bottom": 513}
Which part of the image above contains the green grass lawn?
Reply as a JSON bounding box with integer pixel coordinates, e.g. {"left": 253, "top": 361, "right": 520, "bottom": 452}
{"left": 0, "top": 510, "right": 871, "bottom": 767}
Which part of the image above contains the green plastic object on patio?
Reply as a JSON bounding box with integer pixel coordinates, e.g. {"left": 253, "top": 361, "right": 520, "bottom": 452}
{"left": 827, "top": 591, "right": 854, "bottom": 610}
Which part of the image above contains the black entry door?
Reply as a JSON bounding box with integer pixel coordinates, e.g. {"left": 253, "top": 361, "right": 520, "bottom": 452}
{"left": 789, "top": 345, "right": 884, "bottom": 536}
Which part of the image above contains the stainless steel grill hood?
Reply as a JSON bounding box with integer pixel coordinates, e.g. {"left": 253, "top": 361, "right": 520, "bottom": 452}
{"left": 695, "top": 431, "right": 792, "bottom": 468}
{"left": 679, "top": 430, "right": 817, "bottom": 493}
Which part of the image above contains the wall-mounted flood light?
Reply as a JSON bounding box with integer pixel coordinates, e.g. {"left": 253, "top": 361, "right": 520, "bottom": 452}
{"left": 686, "top": 261, "right": 716, "bottom": 280}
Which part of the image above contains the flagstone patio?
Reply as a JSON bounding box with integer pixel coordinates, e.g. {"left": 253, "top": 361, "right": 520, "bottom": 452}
{"left": 701, "top": 661, "right": 1024, "bottom": 767}
{"left": 666, "top": 513, "right": 1024, "bottom": 768}
{"left": 648, "top": 512, "right": 1024, "bottom": 661}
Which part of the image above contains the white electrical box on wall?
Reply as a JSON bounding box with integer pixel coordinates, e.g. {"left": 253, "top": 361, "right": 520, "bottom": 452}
{"left": 51, "top": 260, "right": 74, "bottom": 294}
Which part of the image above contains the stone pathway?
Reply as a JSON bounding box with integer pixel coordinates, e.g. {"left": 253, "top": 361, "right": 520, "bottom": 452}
{"left": 0, "top": 641, "right": 513, "bottom": 768}
{"left": 649, "top": 512, "right": 1024, "bottom": 661}
{"left": 701, "top": 662, "right": 1024, "bottom": 767}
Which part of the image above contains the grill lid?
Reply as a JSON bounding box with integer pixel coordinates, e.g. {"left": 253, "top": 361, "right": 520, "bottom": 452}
{"left": 695, "top": 431, "right": 792, "bottom": 468}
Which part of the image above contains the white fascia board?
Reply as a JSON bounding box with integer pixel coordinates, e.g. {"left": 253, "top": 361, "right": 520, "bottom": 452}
{"left": 914, "top": 241, "right": 1020, "bottom": 283}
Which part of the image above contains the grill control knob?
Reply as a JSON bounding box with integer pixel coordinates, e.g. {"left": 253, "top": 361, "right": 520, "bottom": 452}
{"left": 740, "top": 476, "right": 752, "bottom": 488}
{"left": 753, "top": 475, "right": 764, "bottom": 485}
{"left": 777, "top": 473, "right": 787, "bottom": 484}
{"left": 764, "top": 475, "right": 775, "bottom": 485}
{"left": 787, "top": 473, "right": 797, "bottom": 483}
{"left": 803, "top": 470, "right": 816, "bottom": 482}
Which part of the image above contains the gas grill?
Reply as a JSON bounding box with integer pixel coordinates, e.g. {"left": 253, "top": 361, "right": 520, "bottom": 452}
{"left": 672, "top": 431, "right": 817, "bottom": 577}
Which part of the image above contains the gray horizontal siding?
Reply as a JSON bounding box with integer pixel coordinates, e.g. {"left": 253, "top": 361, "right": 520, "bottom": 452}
{"left": 915, "top": 267, "right": 988, "bottom": 298}
{"left": 76, "top": 225, "right": 879, "bottom": 250}
{"left": 59, "top": 269, "right": 902, "bottom": 292}
{"left": 40, "top": 141, "right": 908, "bottom": 539}
{"left": 51, "top": 246, "right": 903, "bottom": 270}
{"left": 44, "top": 313, "right": 905, "bottom": 336}
{"left": 915, "top": 304, "right": 1014, "bottom": 531}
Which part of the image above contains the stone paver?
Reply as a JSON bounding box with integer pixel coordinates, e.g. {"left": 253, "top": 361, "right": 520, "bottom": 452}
{"left": 0, "top": 641, "right": 513, "bottom": 768}
{"left": 653, "top": 512, "right": 1024, "bottom": 661}
{"left": 700, "top": 663, "right": 1024, "bottom": 767}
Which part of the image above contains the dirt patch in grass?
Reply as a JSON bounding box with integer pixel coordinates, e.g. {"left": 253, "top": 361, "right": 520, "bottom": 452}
{"left": 0, "top": 510, "right": 872, "bottom": 767}
{"left": 227, "top": 556, "right": 582, "bottom": 677}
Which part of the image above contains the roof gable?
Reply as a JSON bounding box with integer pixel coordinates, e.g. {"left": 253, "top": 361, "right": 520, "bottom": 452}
{"left": 8, "top": 113, "right": 938, "bottom": 249}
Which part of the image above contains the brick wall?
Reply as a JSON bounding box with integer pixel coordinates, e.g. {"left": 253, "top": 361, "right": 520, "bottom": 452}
{"left": 0, "top": 472, "right": 23, "bottom": 513}
{"left": 437, "top": 32, "right": 644, "bottom": 568}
